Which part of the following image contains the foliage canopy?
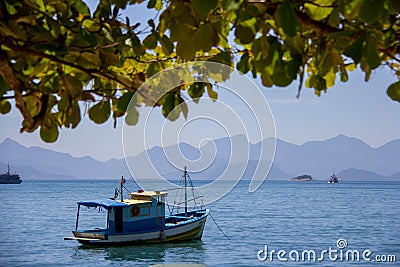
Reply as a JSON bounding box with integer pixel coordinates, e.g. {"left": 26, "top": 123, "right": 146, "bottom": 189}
{"left": 0, "top": 0, "right": 399, "bottom": 142}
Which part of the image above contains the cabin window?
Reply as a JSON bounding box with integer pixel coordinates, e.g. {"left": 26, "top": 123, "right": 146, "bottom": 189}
{"left": 140, "top": 206, "right": 150, "bottom": 216}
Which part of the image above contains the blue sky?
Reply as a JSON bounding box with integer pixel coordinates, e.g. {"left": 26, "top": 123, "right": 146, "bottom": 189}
{"left": 1, "top": 67, "right": 398, "bottom": 161}
{"left": 0, "top": 2, "right": 399, "bottom": 161}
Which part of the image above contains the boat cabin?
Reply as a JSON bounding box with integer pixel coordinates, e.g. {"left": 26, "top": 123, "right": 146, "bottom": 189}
{"left": 73, "top": 190, "right": 167, "bottom": 240}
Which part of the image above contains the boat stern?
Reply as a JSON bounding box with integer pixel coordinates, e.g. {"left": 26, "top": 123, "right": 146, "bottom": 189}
{"left": 64, "top": 229, "right": 108, "bottom": 244}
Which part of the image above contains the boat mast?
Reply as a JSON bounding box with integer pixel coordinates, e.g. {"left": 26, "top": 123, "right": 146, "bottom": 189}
{"left": 184, "top": 166, "right": 188, "bottom": 217}
{"left": 120, "top": 176, "right": 125, "bottom": 202}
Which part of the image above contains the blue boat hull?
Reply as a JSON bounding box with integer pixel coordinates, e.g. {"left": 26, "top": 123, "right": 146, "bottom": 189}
{"left": 65, "top": 210, "right": 209, "bottom": 245}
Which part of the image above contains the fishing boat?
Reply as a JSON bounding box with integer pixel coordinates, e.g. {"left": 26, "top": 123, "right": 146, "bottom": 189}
{"left": 0, "top": 163, "right": 22, "bottom": 184}
{"left": 328, "top": 173, "right": 339, "bottom": 183}
{"left": 64, "top": 167, "right": 209, "bottom": 245}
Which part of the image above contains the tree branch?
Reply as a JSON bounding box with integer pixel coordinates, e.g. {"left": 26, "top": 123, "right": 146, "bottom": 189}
{"left": 0, "top": 50, "right": 35, "bottom": 131}
{"left": 2, "top": 37, "right": 142, "bottom": 95}
{"left": 295, "top": 10, "right": 342, "bottom": 35}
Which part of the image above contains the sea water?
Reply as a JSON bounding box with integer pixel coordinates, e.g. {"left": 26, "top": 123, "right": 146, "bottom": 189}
{"left": 0, "top": 180, "right": 399, "bottom": 266}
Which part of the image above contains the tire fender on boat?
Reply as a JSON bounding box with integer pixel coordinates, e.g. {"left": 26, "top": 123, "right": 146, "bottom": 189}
{"left": 131, "top": 205, "right": 140, "bottom": 217}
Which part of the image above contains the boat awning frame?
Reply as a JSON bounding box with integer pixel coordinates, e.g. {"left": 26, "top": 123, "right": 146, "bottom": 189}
{"left": 77, "top": 199, "right": 130, "bottom": 210}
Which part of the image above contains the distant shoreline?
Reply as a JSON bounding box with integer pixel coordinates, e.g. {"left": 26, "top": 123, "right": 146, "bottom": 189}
{"left": 15, "top": 179, "right": 400, "bottom": 184}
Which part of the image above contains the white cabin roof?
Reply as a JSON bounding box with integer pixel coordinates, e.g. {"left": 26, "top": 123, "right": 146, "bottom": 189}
{"left": 129, "top": 191, "right": 168, "bottom": 197}
{"left": 116, "top": 198, "right": 152, "bottom": 205}
{"left": 128, "top": 190, "right": 168, "bottom": 203}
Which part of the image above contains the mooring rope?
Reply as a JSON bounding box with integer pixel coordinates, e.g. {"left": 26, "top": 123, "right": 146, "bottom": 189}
{"left": 209, "top": 212, "right": 230, "bottom": 240}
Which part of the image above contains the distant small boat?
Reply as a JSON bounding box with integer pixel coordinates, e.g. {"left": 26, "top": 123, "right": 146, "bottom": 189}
{"left": 65, "top": 167, "right": 209, "bottom": 245}
{"left": 0, "top": 163, "right": 22, "bottom": 184}
{"left": 290, "top": 174, "right": 313, "bottom": 181}
{"left": 328, "top": 173, "right": 339, "bottom": 183}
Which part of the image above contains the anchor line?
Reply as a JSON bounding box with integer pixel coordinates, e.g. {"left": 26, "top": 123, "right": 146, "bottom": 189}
{"left": 209, "top": 212, "right": 230, "bottom": 240}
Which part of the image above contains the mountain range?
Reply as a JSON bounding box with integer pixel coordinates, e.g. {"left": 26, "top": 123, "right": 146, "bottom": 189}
{"left": 0, "top": 134, "right": 399, "bottom": 181}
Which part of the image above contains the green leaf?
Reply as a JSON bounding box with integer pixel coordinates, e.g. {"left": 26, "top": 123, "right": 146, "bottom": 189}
{"left": 328, "top": 7, "right": 340, "bottom": 26}
{"left": 23, "top": 61, "right": 49, "bottom": 78}
{"left": 234, "top": 25, "right": 255, "bottom": 44}
{"left": 277, "top": 1, "right": 299, "bottom": 37}
{"left": 285, "top": 57, "right": 302, "bottom": 80}
{"left": 64, "top": 74, "right": 83, "bottom": 97}
{"left": 250, "top": 59, "right": 257, "bottom": 79}
{"left": 82, "top": 19, "right": 101, "bottom": 32}
{"left": 363, "top": 39, "right": 380, "bottom": 69}
{"left": 143, "top": 33, "right": 158, "bottom": 49}
{"left": 147, "top": 0, "right": 156, "bottom": 9}
{"left": 0, "top": 77, "right": 10, "bottom": 96}
{"left": 261, "top": 41, "right": 281, "bottom": 76}
{"left": 324, "top": 70, "right": 336, "bottom": 88}
{"left": 72, "top": 1, "right": 90, "bottom": 16}
{"left": 125, "top": 105, "right": 139, "bottom": 125}
{"left": 192, "top": 24, "right": 216, "bottom": 51}
{"left": 192, "top": 0, "right": 217, "bottom": 18}
{"left": 251, "top": 36, "right": 270, "bottom": 65}
{"left": 271, "top": 63, "right": 293, "bottom": 87}
{"left": 319, "top": 49, "right": 342, "bottom": 76}
{"left": 340, "top": 66, "right": 349, "bottom": 82}
{"left": 304, "top": 0, "right": 335, "bottom": 21}
{"left": 161, "top": 93, "right": 180, "bottom": 121}
{"left": 130, "top": 34, "right": 141, "bottom": 48}
{"left": 5, "top": 2, "right": 18, "bottom": 15}
{"left": 178, "top": 96, "right": 188, "bottom": 119}
{"left": 176, "top": 34, "right": 196, "bottom": 60}
{"left": 99, "top": 50, "right": 119, "bottom": 67}
{"left": 315, "top": 74, "right": 327, "bottom": 91}
{"left": 88, "top": 100, "right": 111, "bottom": 124}
{"left": 146, "top": 62, "right": 160, "bottom": 78}
{"left": 148, "top": 19, "right": 156, "bottom": 29}
{"left": 360, "top": 61, "right": 372, "bottom": 82}
{"left": 160, "top": 35, "right": 174, "bottom": 55}
{"left": 65, "top": 102, "right": 81, "bottom": 129}
{"left": 77, "top": 52, "right": 102, "bottom": 68}
{"left": 154, "top": 0, "right": 164, "bottom": 10}
{"left": 162, "top": 93, "right": 176, "bottom": 117}
{"left": 188, "top": 83, "right": 205, "bottom": 103}
{"left": 261, "top": 73, "right": 273, "bottom": 87}
{"left": 344, "top": 37, "right": 364, "bottom": 64}
{"left": 117, "top": 92, "right": 135, "bottom": 112}
{"left": 387, "top": 81, "right": 400, "bottom": 102}
{"left": 57, "top": 97, "right": 69, "bottom": 113}
{"left": 206, "top": 83, "right": 218, "bottom": 102}
{"left": 170, "top": 22, "right": 194, "bottom": 42}
{"left": 40, "top": 122, "right": 59, "bottom": 143}
{"left": 359, "top": 0, "right": 384, "bottom": 24}
{"left": 208, "top": 52, "right": 233, "bottom": 81}
{"left": 24, "top": 95, "right": 41, "bottom": 117}
{"left": 237, "top": 51, "right": 250, "bottom": 74}
{"left": 0, "top": 99, "right": 11, "bottom": 114}
{"left": 305, "top": 74, "right": 316, "bottom": 88}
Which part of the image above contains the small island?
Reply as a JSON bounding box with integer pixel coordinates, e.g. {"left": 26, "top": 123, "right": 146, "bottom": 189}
{"left": 290, "top": 174, "right": 313, "bottom": 181}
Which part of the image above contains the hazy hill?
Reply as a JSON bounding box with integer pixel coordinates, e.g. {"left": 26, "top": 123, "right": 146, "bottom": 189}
{"left": 336, "top": 168, "right": 390, "bottom": 181}
{"left": 0, "top": 138, "right": 129, "bottom": 179}
{"left": 271, "top": 134, "right": 400, "bottom": 178}
{"left": 0, "top": 162, "right": 74, "bottom": 180}
{"left": 1, "top": 135, "right": 399, "bottom": 181}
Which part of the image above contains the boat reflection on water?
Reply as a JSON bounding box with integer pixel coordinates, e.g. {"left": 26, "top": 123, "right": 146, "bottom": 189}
{"left": 72, "top": 240, "right": 206, "bottom": 265}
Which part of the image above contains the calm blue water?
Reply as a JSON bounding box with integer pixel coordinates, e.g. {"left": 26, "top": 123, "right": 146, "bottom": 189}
{"left": 0, "top": 180, "right": 399, "bottom": 266}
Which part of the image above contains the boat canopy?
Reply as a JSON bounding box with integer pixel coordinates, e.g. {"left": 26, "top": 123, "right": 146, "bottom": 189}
{"left": 77, "top": 199, "right": 130, "bottom": 210}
